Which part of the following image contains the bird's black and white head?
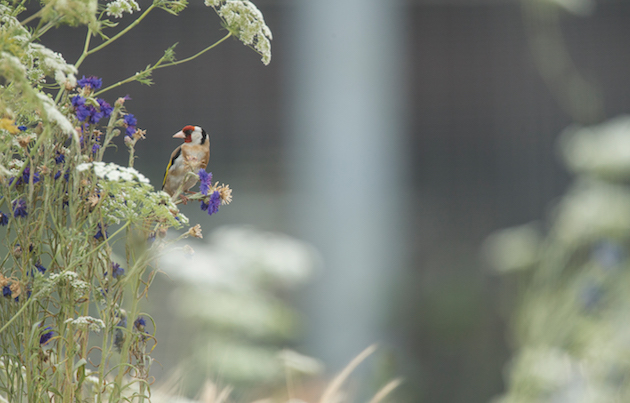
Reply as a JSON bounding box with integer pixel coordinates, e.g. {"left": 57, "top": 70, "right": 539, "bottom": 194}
{"left": 173, "top": 125, "right": 207, "bottom": 145}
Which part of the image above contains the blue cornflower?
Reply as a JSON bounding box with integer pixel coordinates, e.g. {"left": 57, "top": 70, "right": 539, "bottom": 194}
{"left": 0, "top": 211, "right": 8, "bottom": 226}
{"left": 77, "top": 75, "right": 102, "bottom": 90}
{"left": 18, "top": 125, "right": 27, "bottom": 131}
{"left": 198, "top": 170, "right": 212, "bottom": 196}
{"left": 40, "top": 327, "right": 54, "bottom": 345}
{"left": 97, "top": 99, "right": 113, "bottom": 119}
{"left": 207, "top": 191, "right": 221, "bottom": 216}
{"left": 12, "top": 199, "right": 27, "bottom": 218}
{"left": 111, "top": 262, "right": 125, "bottom": 278}
{"left": 35, "top": 263, "right": 46, "bottom": 274}
{"left": 55, "top": 152, "right": 65, "bottom": 164}
{"left": 94, "top": 223, "right": 108, "bottom": 241}
{"left": 71, "top": 95, "right": 85, "bottom": 108}
{"left": 75, "top": 104, "right": 92, "bottom": 122}
{"left": 134, "top": 316, "right": 146, "bottom": 331}
{"left": 2, "top": 285, "right": 11, "bottom": 297}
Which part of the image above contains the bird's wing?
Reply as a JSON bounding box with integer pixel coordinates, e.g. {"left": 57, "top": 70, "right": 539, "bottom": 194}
{"left": 162, "top": 145, "right": 182, "bottom": 189}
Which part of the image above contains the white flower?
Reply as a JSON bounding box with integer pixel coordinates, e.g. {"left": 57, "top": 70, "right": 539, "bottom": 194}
{"left": 204, "top": 0, "right": 224, "bottom": 6}
{"left": 105, "top": 0, "right": 140, "bottom": 18}
{"left": 217, "top": 1, "right": 272, "bottom": 65}
{"left": 560, "top": 115, "right": 630, "bottom": 179}
{"left": 64, "top": 316, "right": 105, "bottom": 333}
{"left": 36, "top": 93, "right": 75, "bottom": 134}
{"left": 76, "top": 162, "right": 150, "bottom": 184}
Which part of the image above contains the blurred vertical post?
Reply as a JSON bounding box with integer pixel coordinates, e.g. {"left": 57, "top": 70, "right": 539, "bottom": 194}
{"left": 285, "top": 0, "right": 408, "bottom": 369}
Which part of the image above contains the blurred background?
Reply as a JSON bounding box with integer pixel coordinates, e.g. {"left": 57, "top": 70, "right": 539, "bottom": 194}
{"left": 39, "top": 0, "right": 630, "bottom": 401}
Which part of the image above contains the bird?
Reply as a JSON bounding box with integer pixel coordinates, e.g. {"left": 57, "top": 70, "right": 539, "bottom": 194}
{"left": 162, "top": 125, "right": 210, "bottom": 199}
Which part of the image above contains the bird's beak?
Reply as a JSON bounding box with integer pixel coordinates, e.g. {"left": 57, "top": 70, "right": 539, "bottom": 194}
{"left": 173, "top": 131, "right": 186, "bottom": 139}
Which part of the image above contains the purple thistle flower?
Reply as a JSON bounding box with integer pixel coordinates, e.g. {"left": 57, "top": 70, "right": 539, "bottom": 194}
{"left": 77, "top": 75, "right": 102, "bottom": 90}
{"left": 198, "top": 170, "right": 212, "bottom": 195}
{"left": 207, "top": 191, "right": 221, "bottom": 216}
{"left": 12, "top": 199, "right": 27, "bottom": 218}
{"left": 0, "top": 211, "right": 8, "bottom": 226}
{"left": 2, "top": 286, "right": 11, "bottom": 297}
{"left": 40, "top": 327, "right": 54, "bottom": 345}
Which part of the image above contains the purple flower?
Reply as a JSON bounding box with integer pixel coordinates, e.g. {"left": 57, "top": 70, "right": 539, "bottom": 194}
{"left": 207, "top": 191, "right": 221, "bottom": 216}
{"left": 0, "top": 211, "right": 8, "bottom": 226}
{"left": 71, "top": 95, "right": 85, "bottom": 108}
{"left": 12, "top": 199, "right": 27, "bottom": 218}
{"left": 54, "top": 171, "right": 61, "bottom": 180}
{"left": 18, "top": 125, "right": 27, "bottom": 131}
{"left": 77, "top": 75, "right": 102, "bottom": 90}
{"left": 134, "top": 316, "right": 146, "bottom": 331}
{"left": 22, "top": 167, "right": 40, "bottom": 184}
{"left": 40, "top": 327, "right": 54, "bottom": 345}
{"left": 98, "top": 99, "right": 113, "bottom": 119}
{"left": 35, "top": 263, "right": 46, "bottom": 274}
{"left": 75, "top": 104, "right": 92, "bottom": 122}
{"left": 124, "top": 114, "right": 137, "bottom": 127}
{"left": 55, "top": 152, "right": 65, "bottom": 164}
{"left": 92, "top": 144, "right": 100, "bottom": 154}
{"left": 94, "top": 223, "right": 108, "bottom": 241}
{"left": 123, "top": 114, "right": 137, "bottom": 137}
{"left": 198, "top": 170, "right": 212, "bottom": 195}
{"left": 2, "top": 286, "right": 11, "bottom": 297}
{"left": 111, "top": 262, "right": 125, "bottom": 278}
{"left": 200, "top": 201, "right": 208, "bottom": 211}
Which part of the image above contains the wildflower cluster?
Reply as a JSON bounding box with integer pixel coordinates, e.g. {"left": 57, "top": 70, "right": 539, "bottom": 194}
{"left": 0, "top": 0, "right": 255, "bottom": 399}
{"left": 197, "top": 169, "right": 232, "bottom": 216}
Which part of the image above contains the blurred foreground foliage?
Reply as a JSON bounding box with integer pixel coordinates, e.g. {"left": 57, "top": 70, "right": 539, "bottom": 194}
{"left": 486, "top": 116, "right": 630, "bottom": 402}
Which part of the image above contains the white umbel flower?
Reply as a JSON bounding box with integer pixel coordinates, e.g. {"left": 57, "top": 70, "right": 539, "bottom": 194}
{"left": 212, "top": 0, "right": 272, "bottom": 65}
{"left": 105, "top": 0, "right": 140, "bottom": 18}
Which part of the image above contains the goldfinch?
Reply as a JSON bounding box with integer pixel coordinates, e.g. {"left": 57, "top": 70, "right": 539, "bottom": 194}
{"left": 162, "top": 125, "right": 210, "bottom": 198}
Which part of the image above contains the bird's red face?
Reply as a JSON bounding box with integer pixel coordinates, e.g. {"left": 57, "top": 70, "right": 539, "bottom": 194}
{"left": 173, "top": 125, "right": 196, "bottom": 143}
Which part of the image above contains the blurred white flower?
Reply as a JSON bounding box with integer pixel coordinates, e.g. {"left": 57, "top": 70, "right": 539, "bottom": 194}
{"left": 553, "top": 179, "right": 630, "bottom": 244}
{"left": 483, "top": 223, "right": 541, "bottom": 273}
{"left": 560, "top": 115, "right": 630, "bottom": 179}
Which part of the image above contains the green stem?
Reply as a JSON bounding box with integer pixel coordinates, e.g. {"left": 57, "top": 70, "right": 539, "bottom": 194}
{"left": 94, "top": 32, "right": 232, "bottom": 96}
{"left": 81, "top": 4, "right": 156, "bottom": 65}
{"left": 155, "top": 32, "right": 232, "bottom": 70}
